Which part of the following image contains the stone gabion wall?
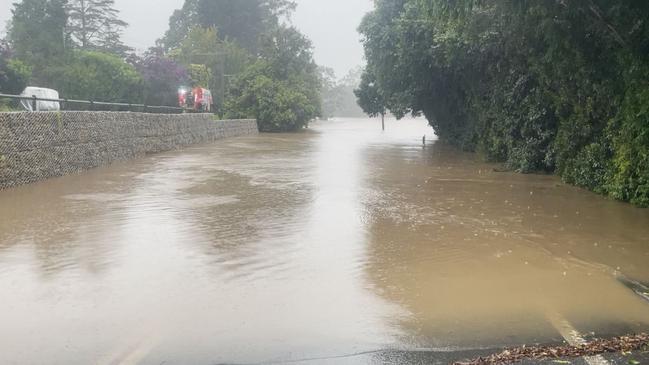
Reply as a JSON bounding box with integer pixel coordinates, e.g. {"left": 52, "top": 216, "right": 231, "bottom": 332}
{"left": 0, "top": 111, "right": 258, "bottom": 189}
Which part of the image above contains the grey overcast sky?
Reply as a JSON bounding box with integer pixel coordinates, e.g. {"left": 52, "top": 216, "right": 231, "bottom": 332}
{"left": 0, "top": 0, "right": 373, "bottom": 77}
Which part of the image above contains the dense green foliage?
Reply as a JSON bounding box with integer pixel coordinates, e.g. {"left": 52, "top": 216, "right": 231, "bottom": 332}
{"left": 0, "top": 59, "right": 31, "bottom": 95}
{"left": 225, "top": 27, "right": 321, "bottom": 131}
{"left": 357, "top": 0, "right": 649, "bottom": 206}
{"left": 161, "top": 0, "right": 320, "bottom": 130}
{"left": 3, "top": 0, "right": 321, "bottom": 129}
{"left": 355, "top": 68, "right": 386, "bottom": 119}
{"left": 168, "top": 26, "right": 250, "bottom": 109}
{"left": 226, "top": 63, "right": 313, "bottom": 132}
{"left": 8, "top": 0, "right": 68, "bottom": 84}
{"left": 7, "top": 0, "right": 138, "bottom": 99}
{"left": 53, "top": 51, "right": 143, "bottom": 103}
{"left": 0, "top": 42, "right": 32, "bottom": 95}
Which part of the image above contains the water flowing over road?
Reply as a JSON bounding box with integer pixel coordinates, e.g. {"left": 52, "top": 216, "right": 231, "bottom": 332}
{"left": 1, "top": 118, "right": 648, "bottom": 364}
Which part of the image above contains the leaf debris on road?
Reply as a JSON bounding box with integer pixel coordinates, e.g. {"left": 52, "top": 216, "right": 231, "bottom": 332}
{"left": 454, "top": 333, "right": 649, "bottom": 365}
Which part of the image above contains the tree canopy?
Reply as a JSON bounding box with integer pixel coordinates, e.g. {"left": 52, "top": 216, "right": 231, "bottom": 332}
{"left": 225, "top": 26, "right": 321, "bottom": 132}
{"left": 66, "top": 0, "right": 129, "bottom": 55}
{"left": 7, "top": 0, "right": 132, "bottom": 89}
{"left": 354, "top": 69, "right": 385, "bottom": 119}
{"left": 160, "top": 0, "right": 296, "bottom": 53}
{"left": 357, "top": 0, "right": 649, "bottom": 207}
{"left": 159, "top": 0, "right": 321, "bottom": 131}
{"left": 3, "top": 0, "right": 322, "bottom": 132}
{"left": 8, "top": 0, "right": 67, "bottom": 84}
{"left": 0, "top": 41, "right": 32, "bottom": 95}
{"left": 53, "top": 51, "right": 143, "bottom": 103}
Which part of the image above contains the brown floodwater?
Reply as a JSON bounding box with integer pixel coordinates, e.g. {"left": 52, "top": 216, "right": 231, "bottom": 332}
{"left": 0, "top": 118, "right": 648, "bottom": 364}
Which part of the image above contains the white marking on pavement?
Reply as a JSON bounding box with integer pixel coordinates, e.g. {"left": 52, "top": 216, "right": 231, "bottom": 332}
{"left": 547, "top": 311, "right": 610, "bottom": 365}
{"left": 96, "top": 333, "right": 161, "bottom": 365}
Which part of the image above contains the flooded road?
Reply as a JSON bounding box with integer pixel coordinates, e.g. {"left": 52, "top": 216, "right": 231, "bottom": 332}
{"left": 0, "top": 118, "right": 648, "bottom": 364}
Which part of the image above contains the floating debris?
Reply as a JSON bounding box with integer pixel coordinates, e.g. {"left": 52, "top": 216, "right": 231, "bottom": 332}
{"left": 453, "top": 333, "right": 649, "bottom": 365}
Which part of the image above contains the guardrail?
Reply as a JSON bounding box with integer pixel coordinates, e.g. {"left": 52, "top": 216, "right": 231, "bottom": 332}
{"left": 0, "top": 93, "right": 186, "bottom": 113}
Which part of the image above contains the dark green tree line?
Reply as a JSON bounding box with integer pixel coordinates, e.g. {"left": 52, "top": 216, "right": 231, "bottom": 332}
{"left": 3, "top": 0, "right": 141, "bottom": 102}
{"left": 8, "top": 0, "right": 68, "bottom": 84}
{"left": 225, "top": 26, "right": 321, "bottom": 132}
{"left": 2, "top": 0, "right": 322, "bottom": 131}
{"left": 357, "top": 0, "right": 649, "bottom": 206}
{"left": 161, "top": 0, "right": 321, "bottom": 131}
{"left": 0, "top": 41, "right": 32, "bottom": 96}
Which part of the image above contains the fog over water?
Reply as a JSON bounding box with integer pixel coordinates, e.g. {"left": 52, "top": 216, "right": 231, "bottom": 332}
{"left": 0, "top": 0, "right": 373, "bottom": 77}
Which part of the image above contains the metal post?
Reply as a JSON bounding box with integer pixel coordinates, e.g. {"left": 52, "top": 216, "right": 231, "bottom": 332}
{"left": 89, "top": 100, "right": 94, "bottom": 111}
{"left": 32, "top": 95, "right": 38, "bottom": 111}
{"left": 381, "top": 113, "right": 385, "bottom": 131}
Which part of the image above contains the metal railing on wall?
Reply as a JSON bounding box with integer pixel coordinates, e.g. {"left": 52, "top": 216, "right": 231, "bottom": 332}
{"left": 0, "top": 93, "right": 186, "bottom": 114}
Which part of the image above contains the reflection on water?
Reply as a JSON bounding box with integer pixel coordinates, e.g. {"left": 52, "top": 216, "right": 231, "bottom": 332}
{"left": 0, "top": 118, "right": 648, "bottom": 364}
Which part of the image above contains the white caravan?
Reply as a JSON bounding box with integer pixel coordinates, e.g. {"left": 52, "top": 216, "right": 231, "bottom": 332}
{"left": 20, "top": 87, "right": 61, "bottom": 111}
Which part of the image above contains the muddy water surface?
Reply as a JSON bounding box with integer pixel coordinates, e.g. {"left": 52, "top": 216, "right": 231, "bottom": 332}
{"left": 0, "top": 118, "right": 648, "bottom": 364}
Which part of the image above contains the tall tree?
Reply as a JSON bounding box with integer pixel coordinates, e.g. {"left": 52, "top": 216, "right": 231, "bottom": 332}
{"left": 160, "top": 0, "right": 295, "bottom": 53}
{"left": 169, "top": 26, "right": 250, "bottom": 109}
{"left": 226, "top": 26, "right": 321, "bottom": 132}
{"left": 66, "top": 0, "right": 129, "bottom": 55}
{"left": 8, "top": 0, "right": 68, "bottom": 74}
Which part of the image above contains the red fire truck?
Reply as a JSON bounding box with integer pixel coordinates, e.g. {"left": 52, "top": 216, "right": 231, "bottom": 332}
{"left": 178, "top": 87, "right": 213, "bottom": 112}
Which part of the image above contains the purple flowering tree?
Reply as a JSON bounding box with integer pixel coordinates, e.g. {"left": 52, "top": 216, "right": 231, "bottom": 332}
{"left": 131, "top": 48, "right": 190, "bottom": 107}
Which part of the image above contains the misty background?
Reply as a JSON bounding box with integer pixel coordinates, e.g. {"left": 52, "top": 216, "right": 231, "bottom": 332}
{"left": 0, "top": 0, "right": 373, "bottom": 78}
